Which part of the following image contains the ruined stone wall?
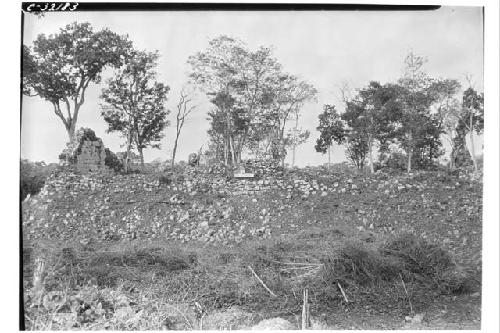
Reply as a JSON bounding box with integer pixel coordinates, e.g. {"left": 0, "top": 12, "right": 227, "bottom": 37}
{"left": 59, "top": 128, "right": 107, "bottom": 173}
{"left": 75, "top": 140, "right": 106, "bottom": 172}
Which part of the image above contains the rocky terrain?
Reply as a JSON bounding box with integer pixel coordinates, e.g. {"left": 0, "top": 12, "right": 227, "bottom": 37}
{"left": 21, "top": 165, "right": 483, "bottom": 330}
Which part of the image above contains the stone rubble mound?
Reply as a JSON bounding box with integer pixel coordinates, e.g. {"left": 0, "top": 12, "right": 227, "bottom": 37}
{"left": 22, "top": 164, "right": 338, "bottom": 244}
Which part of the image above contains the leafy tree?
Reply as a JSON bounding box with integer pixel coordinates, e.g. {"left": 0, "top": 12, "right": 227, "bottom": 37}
{"left": 188, "top": 36, "right": 248, "bottom": 165}
{"left": 285, "top": 127, "right": 310, "bottom": 167}
{"left": 430, "top": 79, "right": 462, "bottom": 170}
{"left": 458, "top": 87, "right": 484, "bottom": 173}
{"left": 345, "top": 132, "right": 369, "bottom": 171}
{"left": 22, "top": 45, "right": 37, "bottom": 96}
{"left": 411, "top": 114, "right": 445, "bottom": 169}
{"left": 100, "top": 50, "right": 170, "bottom": 171}
{"left": 267, "top": 74, "right": 317, "bottom": 166}
{"left": 315, "top": 105, "right": 346, "bottom": 169}
{"left": 394, "top": 52, "right": 445, "bottom": 172}
{"left": 428, "top": 79, "right": 482, "bottom": 172}
{"left": 20, "top": 160, "right": 57, "bottom": 200}
{"left": 342, "top": 81, "right": 398, "bottom": 173}
{"left": 22, "top": 22, "right": 131, "bottom": 140}
{"left": 188, "top": 36, "right": 316, "bottom": 166}
{"left": 206, "top": 109, "right": 227, "bottom": 164}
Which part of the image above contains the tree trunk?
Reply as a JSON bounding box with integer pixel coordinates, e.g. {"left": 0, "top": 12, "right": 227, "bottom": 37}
{"left": 468, "top": 114, "right": 478, "bottom": 173}
{"left": 67, "top": 126, "right": 76, "bottom": 142}
{"left": 223, "top": 136, "right": 228, "bottom": 166}
{"left": 407, "top": 148, "right": 412, "bottom": 173}
{"left": 224, "top": 110, "right": 231, "bottom": 166}
{"left": 125, "top": 146, "right": 131, "bottom": 174}
{"left": 65, "top": 118, "right": 77, "bottom": 142}
{"left": 368, "top": 137, "right": 374, "bottom": 174}
{"left": 449, "top": 149, "right": 456, "bottom": 171}
{"left": 292, "top": 115, "right": 298, "bottom": 168}
{"left": 124, "top": 131, "right": 132, "bottom": 173}
{"left": 468, "top": 131, "right": 478, "bottom": 173}
{"left": 171, "top": 132, "right": 180, "bottom": 169}
{"left": 139, "top": 147, "right": 144, "bottom": 168}
{"left": 327, "top": 145, "right": 331, "bottom": 170}
{"left": 67, "top": 104, "right": 81, "bottom": 141}
{"left": 280, "top": 138, "right": 286, "bottom": 169}
{"left": 406, "top": 132, "right": 413, "bottom": 173}
{"left": 229, "top": 135, "right": 236, "bottom": 165}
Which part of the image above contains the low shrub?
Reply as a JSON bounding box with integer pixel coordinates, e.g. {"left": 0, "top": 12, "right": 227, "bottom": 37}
{"left": 382, "top": 233, "right": 473, "bottom": 293}
{"left": 382, "top": 233, "right": 453, "bottom": 276}
{"left": 20, "top": 159, "right": 57, "bottom": 200}
{"left": 88, "top": 248, "right": 194, "bottom": 272}
{"left": 104, "top": 149, "right": 123, "bottom": 172}
{"left": 158, "top": 173, "right": 173, "bottom": 185}
{"left": 321, "top": 241, "right": 403, "bottom": 286}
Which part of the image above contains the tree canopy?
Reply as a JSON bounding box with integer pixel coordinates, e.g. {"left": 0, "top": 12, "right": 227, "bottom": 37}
{"left": 188, "top": 35, "right": 316, "bottom": 166}
{"left": 23, "top": 22, "right": 131, "bottom": 140}
{"left": 100, "top": 50, "right": 170, "bottom": 170}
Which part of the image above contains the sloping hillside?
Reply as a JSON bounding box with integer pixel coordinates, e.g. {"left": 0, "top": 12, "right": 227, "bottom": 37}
{"left": 22, "top": 166, "right": 482, "bottom": 330}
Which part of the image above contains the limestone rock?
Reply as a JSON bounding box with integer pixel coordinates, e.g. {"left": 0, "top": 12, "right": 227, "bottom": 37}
{"left": 251, "top": 318, "right": 295, "bottom": 330}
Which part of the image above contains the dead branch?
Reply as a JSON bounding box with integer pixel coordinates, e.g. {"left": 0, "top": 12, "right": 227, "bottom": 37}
{"left": 337, "top": 282, "right": 349, "bottom": 303}
{"left": 248, "top": 265, "right": 277, "bottom": 297}
{"left": 399, "top": 273, "right": 414, "bottom": 314}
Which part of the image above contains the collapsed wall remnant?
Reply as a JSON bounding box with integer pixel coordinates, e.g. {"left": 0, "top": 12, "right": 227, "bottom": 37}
{"left": 116, "top": 151, "right": 141, "bottom": 169}
{"left": 244, "top": 159, "right": 284, "bottom": 177}
{"left": 58, "top": 128, "right": 107, "bottom": 172}
{"left": 188, "top": 152, "right": 200, "bottom": 167}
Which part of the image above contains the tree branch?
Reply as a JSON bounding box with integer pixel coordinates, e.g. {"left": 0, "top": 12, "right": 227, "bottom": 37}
{"left": 52, "top": 102, "right": 69, "bottom": 129}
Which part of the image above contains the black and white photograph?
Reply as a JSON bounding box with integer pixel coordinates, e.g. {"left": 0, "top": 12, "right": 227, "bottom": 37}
{"left": 13, "top": 1, "right": 499, "bottom": 331}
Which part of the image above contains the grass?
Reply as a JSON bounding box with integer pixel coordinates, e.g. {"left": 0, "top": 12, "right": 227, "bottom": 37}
{"left": 23, "top": 231, "right": 477, "bottom": 330}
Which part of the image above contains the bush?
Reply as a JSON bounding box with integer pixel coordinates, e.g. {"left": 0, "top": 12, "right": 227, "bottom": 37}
{"left": 318, "top": 240, "right": 403, "bottom": 288}
{"left": 382, "top": 233, "right": 473, "bottom": 293}
{"left": 20, "top": 160, "right": 57, "bottom": 200}
{"left": 379, "top": 151, "right": 407, "bottom": 171}
{"left": 158, "top": 173, "right": 173, "bottom": 185}
{"left": 382, "top": 233, "right": 453, "bottom": 276}
{"left": 104, "top": 149, "right": 123, "bottom": 172}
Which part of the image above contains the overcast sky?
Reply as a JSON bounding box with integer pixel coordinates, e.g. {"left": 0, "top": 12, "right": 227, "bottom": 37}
{"left": 21, "top": 6, "right": 483, "bottom": 166}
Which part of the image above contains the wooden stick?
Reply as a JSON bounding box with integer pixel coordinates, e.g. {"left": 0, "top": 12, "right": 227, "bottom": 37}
{"left": 32, "top": 255, "right": 46, "bottom": 306}
{"left": 248, "top": 266, "right": 277, "bottom": 297}
{"left": 302, "top": 288, "right": 310, "bottom": 329}
{"left": 399, "top": 273, "right": 413, "bottom": 314}
{"left": 337, "top": 282, "right": 349, "bottom": 303}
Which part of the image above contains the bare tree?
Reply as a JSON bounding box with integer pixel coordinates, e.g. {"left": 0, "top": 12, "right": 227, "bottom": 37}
{"left": 172, "top": 88, "right": 197, "bottom": 168}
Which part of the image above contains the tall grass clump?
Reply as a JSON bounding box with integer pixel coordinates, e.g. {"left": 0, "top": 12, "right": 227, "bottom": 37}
{"left": 382, "top": 233, "right": 475, "bottom": 293}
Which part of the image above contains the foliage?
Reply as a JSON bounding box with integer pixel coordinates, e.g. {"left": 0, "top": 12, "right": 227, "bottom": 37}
{"left": 22, "top": 22, "right": 131, "bottom": 140}
{"left": 345, "top": 131, "right": 369, "bottom": 170}
{"left": 429, "top": 79, "right": 462, "bottom": 169}
{"left": 284, "top": 128, "right": 310, "bottom": 150}
{"left": 315, "top": 104, "right": 346, "bottom": 153}
{"left": 390, "top": 52, "right": 450, "bottom": 172}
{"left": 20, "top": 159, "right": 57, "bottom": 200}
{"left": 101, "top": 49, "right": 170, "bottom": 168}
{"left": 460, "top": 88, "right": 484, "bottom": 134}
{"left": 342, "top": 82, "right": 401, "bottom": 172}
{"left": 189, "top": 35, "right": 316, "bottom": 165}
{"left": 104, "top": 149, "right": 123, "bottom": 172}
